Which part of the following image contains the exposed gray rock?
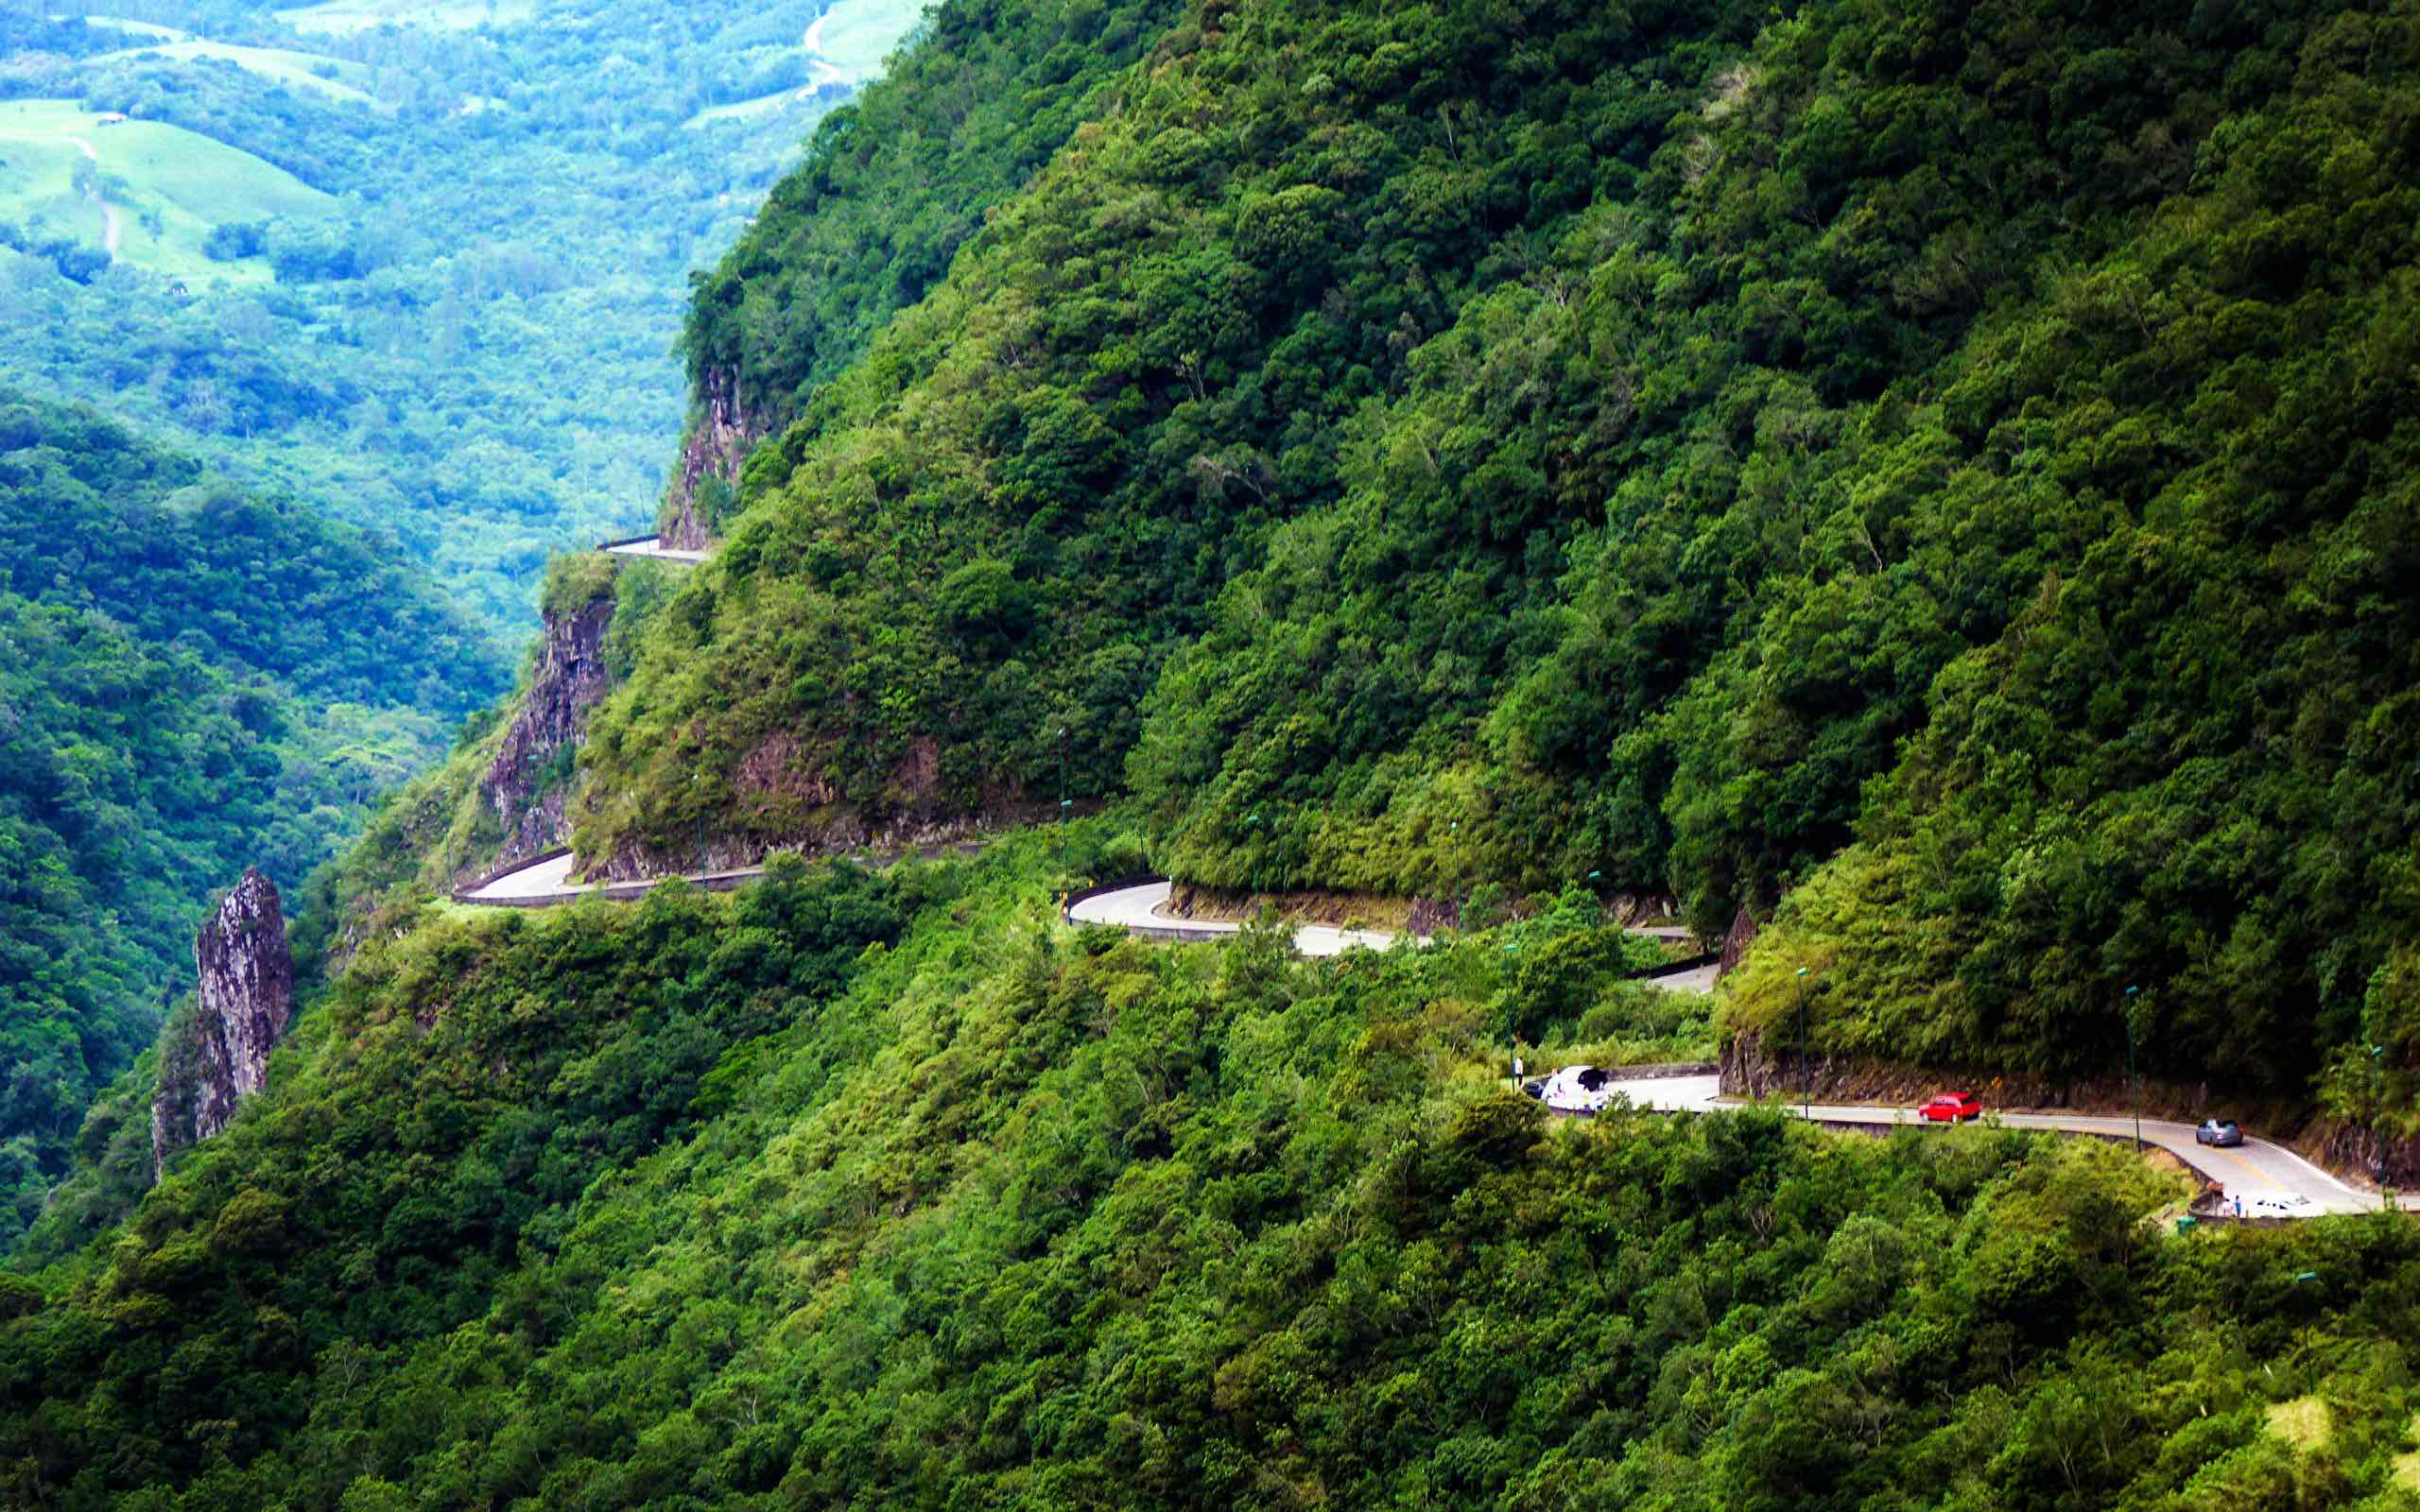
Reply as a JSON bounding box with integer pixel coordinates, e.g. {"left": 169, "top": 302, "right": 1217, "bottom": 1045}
{"left": 1718, "top": 902, "right": 1761, "bottom": 977}
{"left": 660, "top": 364, "right": 768, "bottom": 550}
{"left": 482, "top": 586, "right": 615, "bottom": 867}
{"left": 152, "top": 869, "right": 292, "bottom": 1177}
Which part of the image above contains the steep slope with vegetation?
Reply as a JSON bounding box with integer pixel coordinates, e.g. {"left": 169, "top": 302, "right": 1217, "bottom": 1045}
{"left": 6, "top": 838, "right": 2420, "bottom": 1508}
{"left": 574, "top": 0, "right": 2420, "bottom": 1114}
{"left": 680, "top": 0, "right": 1184, "bottom": 428}
{"left": 578, "top": 0, "right": 1759, "bottom": 869}
{"left": 1145, "top": 0, "right": 2420, "bottom": 1108}
{"left": 13, "top": 0, "right": 2420, "bottom": 1493}
{"left": 0, "top": 393, "right": 501, "bottom": 1250}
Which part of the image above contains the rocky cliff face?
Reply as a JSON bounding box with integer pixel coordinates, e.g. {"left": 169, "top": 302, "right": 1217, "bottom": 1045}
{"left": 482, "top": 586, "right": 616, "bottom": 867}
{"left": 659, "top": 365, "right": 769, "bottom": 550}
{"left": 152, "top": 869, "right": 293, "bottom": 1176}
{"left": 587, "top": 803, "right": 1040, "bottom": 885}
{"left": 2317, "top": 1121, "right": 2420, "bottom": 1191}
{"left": 1717, "top": 904, "right": 1761, "bottom": 977}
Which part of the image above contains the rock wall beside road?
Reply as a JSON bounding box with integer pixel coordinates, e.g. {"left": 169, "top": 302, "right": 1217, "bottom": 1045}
{"left": 2316, "top": 1119, "right": 2420, "bottom": 1191}
{"left": 1717, "top": 904, "right": 1759, "bottom": 977}
{"left": 482, "top": 584, "right": 615, "bottom": 868}
{"left": 660, "top": 365, "right": 768, "bottom": 550}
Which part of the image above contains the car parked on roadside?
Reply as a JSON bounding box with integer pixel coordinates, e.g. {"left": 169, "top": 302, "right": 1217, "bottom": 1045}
{"left": 2196, "top": 1118, "right": 2244, "bottom": 1147}
{"left": 1527, "top": 1065, "right": 1616, "bottom": 1115}
{"left": 1919, "top": 1091, "right": 1982, "bottom": 1123}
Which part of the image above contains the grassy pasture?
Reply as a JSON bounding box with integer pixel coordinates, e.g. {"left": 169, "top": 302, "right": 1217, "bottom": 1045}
{"left": 804, "top": 0, "right": 928, "bottom": 80}
{"left": 0, "top": 100, "right": 335, "bottom": 283}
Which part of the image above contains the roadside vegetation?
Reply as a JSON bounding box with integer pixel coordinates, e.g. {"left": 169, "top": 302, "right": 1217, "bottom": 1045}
{"left": 7, "top": 834, "right": 2420, "bottom": 1508}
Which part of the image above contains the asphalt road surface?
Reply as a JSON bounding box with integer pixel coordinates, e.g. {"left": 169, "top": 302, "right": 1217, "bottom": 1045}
{"left": 1606, "top": 1074, "right": 2388, "bottom": 1217}
{"left": 1065, "top": 879, "right": 1403, "bottom": 956}
{"left": 1067, "top": 879, "right": 1721, "bottom": 987}
{"left": 603, "top": 538, "right": 709, "bottom": 562}
{"left": 459, "top": 851, "right": 591, "bottom": 901}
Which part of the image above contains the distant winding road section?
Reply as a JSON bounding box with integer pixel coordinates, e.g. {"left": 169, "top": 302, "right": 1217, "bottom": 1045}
{"left": 458, "top": 850, "right": 763, "bottom": 903}
{"left": 1067, "top": 877, "right": 1723, "bottom": 984}
{"left": 600, "top": 534, "right": 708, "bottom": 563}
{"left": 1615, "top": 1075, "right": 2394, "bottom": 1218}
{"left": 458, "top": 837, "right": 991, "bottom": 905}
{"left": 1069, "top": 882, "right": 2394, "bottom": 1218}
{"left": 802, "top": 11, "right": 848, "bottom": 86}
{"left": 1066, "top": 879, "right": 1405, "bottom": 957}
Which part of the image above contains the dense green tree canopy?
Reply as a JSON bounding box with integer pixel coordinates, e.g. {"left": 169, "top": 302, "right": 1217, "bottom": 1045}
{"left": 6, "top": 840, "right": 2418, "bottom": 1508}
{"left": 573, "top": 0, "right": 2420, "bottom": 1108}
{"left": 681, "top": 0, "right": 1185, "bottom": 431}
{"left": 0, "top": 393, "right": 503, "bottom": 1251}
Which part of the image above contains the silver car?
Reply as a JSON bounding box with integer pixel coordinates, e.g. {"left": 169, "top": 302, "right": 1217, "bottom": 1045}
{"left": 2196, "top": 1118, "right": 2244, "bottom": 1147}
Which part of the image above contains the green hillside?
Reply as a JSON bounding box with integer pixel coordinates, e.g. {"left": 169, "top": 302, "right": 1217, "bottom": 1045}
{"left": 10, "top": 839, "right": 2420, "bottom": 1509}
{"left": 270, "top": 0, "right": 539, "bottom": 34}
{"left": 10, "top": 0, "right": 2420, "bottom": 1502}
{"left": 0, "top": 0, "right": 933, "bottom": 636}
{"left": 0, "top": 393, "right": 503, "bottom": 1252}
{"left": 89, "top": 40, "right": 381, "bottom": 106}
{"left": 0, "top": 98, "right": 337, "bottom": 284}
{"left": 571, "top": 0, "right": 2420, "bottom": 1122}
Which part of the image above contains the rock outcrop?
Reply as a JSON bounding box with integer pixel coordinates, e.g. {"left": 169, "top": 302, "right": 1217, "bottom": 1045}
{"left": 1717, "top": 903, "right": 1761, "bottom": 977}
{"left": 660, "top": 365, "right": 769, "bottom": 550}
{"left": 2316, "top": 1120, "right": 2420, "bottom": 1192}
{"left": 482, "top": 585, "right": 615, "bottom": 868}
{"left": 152, "top": 869, "right": 292, "bottom": 1176}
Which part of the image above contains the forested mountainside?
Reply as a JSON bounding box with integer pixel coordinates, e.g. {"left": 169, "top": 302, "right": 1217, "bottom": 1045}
{"left": 681, "top": 0, "right": 1183, "bottom": 433}
{"left": 0, "top": 393, "right": 501, "bottom": 1250}
{"left": 9, "top": 836, "right": 2420, "bottom": 1510}
{"left": 13, "top": 0, "right": 2420, "bottom": 1502}
{"left": 0, "top": 0, "right": 923, "bottom": 632}
{"left": 569, "top": 0, "right": 2420, "bottom": 1111}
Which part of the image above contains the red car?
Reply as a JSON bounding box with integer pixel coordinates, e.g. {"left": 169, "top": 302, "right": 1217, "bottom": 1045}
{"left": 1919, "top": 1091, "right": 1982, "bottom": 1123}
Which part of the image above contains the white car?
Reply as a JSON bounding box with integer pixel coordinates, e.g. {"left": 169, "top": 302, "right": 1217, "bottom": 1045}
{"left": 1530, "top": 1064, "right": 1616, "bottom": 1115}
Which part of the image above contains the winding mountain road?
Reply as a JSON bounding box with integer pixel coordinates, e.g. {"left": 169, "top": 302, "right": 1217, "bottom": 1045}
{"left": 1616, "top": 1075, "right": 2394, "bottom": 1217}
{"left": 1065, "top": 882, "right": 2396, "bottom": 1218}
{"left": 460, "top": 855, "right": 2399, "bottom": 1218}
{"left": 600, "top": 535, "right": 708, "bottom": 563}
{"left": 458, "top": 849, "right": 771, "bottom": 903}
{"left": 803, "top": 11, "right": 849, "bottom": 86}
{"left": 1065, "top": 878, "right": 1406, "bottom": 956}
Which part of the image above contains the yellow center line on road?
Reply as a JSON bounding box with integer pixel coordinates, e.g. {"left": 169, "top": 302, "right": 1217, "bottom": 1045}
{"left": 2196, "top": 1143, "right": 2287, "bottom": 1191}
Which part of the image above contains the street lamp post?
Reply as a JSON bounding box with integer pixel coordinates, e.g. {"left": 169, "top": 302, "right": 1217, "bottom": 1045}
{"left": 1057, "top": 726, "right": 1069, "bottom": 876}
{"left": 2125, "top": 984, "right": 2141, "bottom": 1152}
{"left": 1450, "top": 820, "right": 1462, "bottom": 928}
{"left": 1796, "top": 967, "right": 1810, "bottom": 1120}
{"left": 2370, "top": 1043, "right": 2389, "bottom": 1212}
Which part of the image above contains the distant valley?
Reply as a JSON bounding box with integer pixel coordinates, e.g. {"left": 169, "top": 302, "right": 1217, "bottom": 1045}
{"left": 0, "top": 0, "right": 927, "bottom": 634}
